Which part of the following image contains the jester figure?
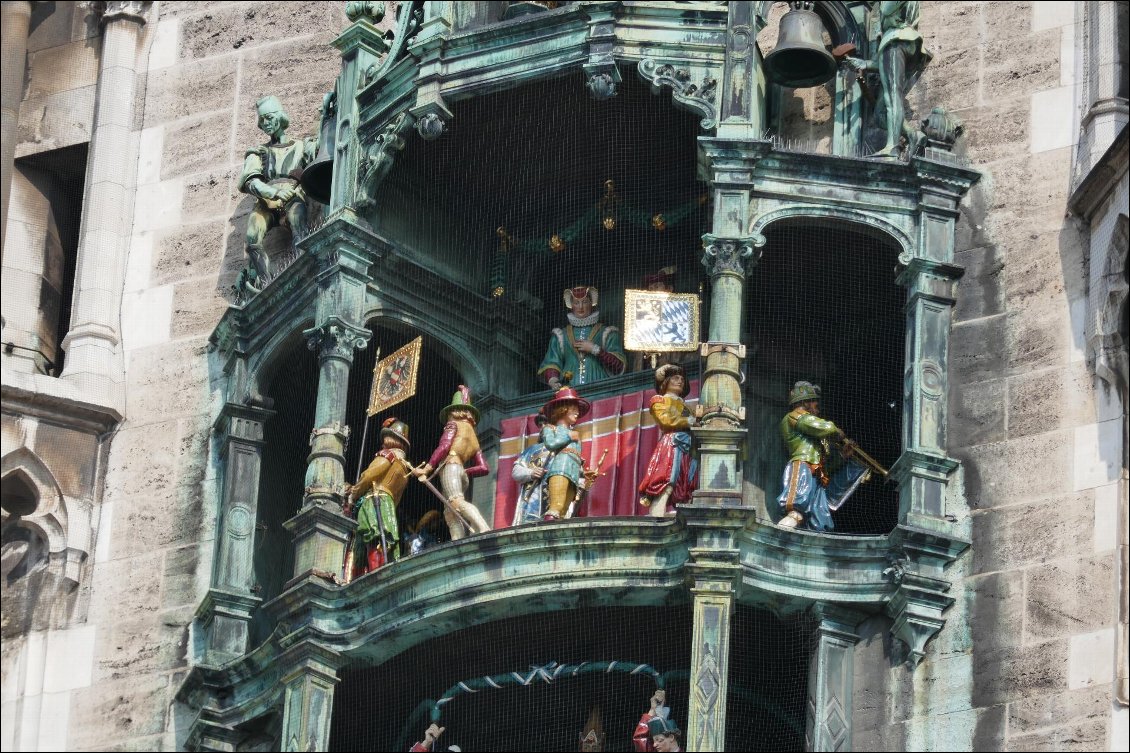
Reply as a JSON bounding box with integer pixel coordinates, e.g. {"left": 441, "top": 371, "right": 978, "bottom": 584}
{"left": 775, "top": 381, "right": 867, "bottom": 532}
{"left": 538, "top": 285, "right": 627, "bottom": 389}
{"left": 346, "top": 417, "right": 412, "bottom": 574}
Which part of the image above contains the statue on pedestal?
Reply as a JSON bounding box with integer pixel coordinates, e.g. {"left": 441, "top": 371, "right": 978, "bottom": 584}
{"left": 638, "top": 365, "right": 697, "bottom": 517}
{"left": 538, "top": 286, "right": 626, "bottom": 389}
{"left": 237, "top": 95, "right": 319, "bottom": 292}
{"left": 844, "top": 1, "right": 932, "bottom": 158}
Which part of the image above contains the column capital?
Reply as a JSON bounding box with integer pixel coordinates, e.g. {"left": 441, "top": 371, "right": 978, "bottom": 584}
{"left": 94, "top": 1, "right": 151, "bottom": 26}
{"left": 304, "top": 318, "right": 370, "bottom": 362}
{"left": 701, "top": 233, "right": 763, "bottom": 278}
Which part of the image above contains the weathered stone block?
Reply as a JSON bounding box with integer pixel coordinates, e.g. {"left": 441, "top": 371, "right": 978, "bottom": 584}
{"left": 160, "top": 112, "right": 233, "bottom": 180}
{"left": 1009, "top": 362, "right": 1097, "bottom": 437}
{"left": 985, "top": 149, "right": 1072, "bottom": 218}
{"left": 1006, "top": 298, "right": 1070, "bottom": 372}
{"left": 68, "top": 673, "right": 169, "bottom": 748}
{"left": 181, "top": 168, "right": 236, "bottom": 223}
{"left": 972, "top": 639, "right": 1069, "bottom": 707}
{"left": 1008, "top": 722, "right": 1112, "bottom": 752}
{"left": 954, "top": 429, "right": 1073, "bottom": 508}
{"left": 955, "top": 245, "right": 1004, "bottom": 322}
{"left": 27, "top": 2, "right": 78, "bottom": 52}
{"left": 161, "top": 543, "right": 210, "bottom": 610}
{"left": 103, "top": 421, "right": 179, "bottom": 504}
{"left": 980, "top": 30, "right": 1062, "bottom": 103}
{"left": 93, "top": 612, "right": 187, "bottom": 683}
{"left": 178, "top": 2, "right": 346, "bottom": 61}
{"left": 1008, "top": 685, "right": 1112, "bottom": 733}
{"left": 126, "top": 340, "right": 210, "bottom": 422}
{"left": 26, "top": 38, "right": 101, "bottom": 99}
{"left": 1024, "top": 555, "right": 1116, "bottom": 641}
{"left": 971, "top": 492, "right": 1094, "bottom": 572}
{"left": 959, "top": 102, "right": 1031, "bottom": 167}
{"left": 963, "top": 569, "right": 1026, "bottom": 650}
{"left": 150, "top": 221, "right": 226, "bottom": 287}
{"left": 980, "top": 1, "right": 1034, "bottom": 42}
{"left": 143, "top": 58, "right": 236, "bottom": 127}
{"left": 919, "top": 47, "right": 980, "bottom": 112}
{"left": 170, "top": 281, "right": 228, "bottom": 340}
{"left": 951, "top": 314, "right": 1008, "bottom": 385}
{"left": 32, "top": 422, "right": 98, "bottom": 498}
{"left": 86, "top": 552, "right": 164, "bottom": 625}
{"left": 16, "top": 87, "right": 97, "bottom": 157}
{"left": 949, "top": 376, "right": 1006, "bottom": 447}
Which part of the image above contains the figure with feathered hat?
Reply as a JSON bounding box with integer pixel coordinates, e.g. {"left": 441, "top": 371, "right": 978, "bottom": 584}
{"left": 632, "top": 690, "right": 683, "bottom": 752}
{"left": 638, "top": 365, "right": 698, "bottom": 517}
{"left": 413, "top": 386, "right": 493, "bottom": 540}
{"left": 345, "top": 417, "right": 412, "bottom": 575}
{"left": 538, "top": 285, "right": 627, "bottom": 389}
{"left": 539, "top": 385, "right": 593, "bottom": 520}
{"left": 511, "top": 410, "right": 552, "bottom": 525}
{"left": 775, "top": 381, "right": 867, "bottom": 531}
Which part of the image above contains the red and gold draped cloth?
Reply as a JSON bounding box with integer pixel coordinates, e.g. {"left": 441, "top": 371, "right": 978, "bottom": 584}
{"left": 493, "top": 380, "right": 700, "bottom": 526}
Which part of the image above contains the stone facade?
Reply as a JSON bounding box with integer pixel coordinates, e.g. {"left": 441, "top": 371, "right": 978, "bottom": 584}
{"left": 1, "top": 2, "right": 1125, "bottom": 751}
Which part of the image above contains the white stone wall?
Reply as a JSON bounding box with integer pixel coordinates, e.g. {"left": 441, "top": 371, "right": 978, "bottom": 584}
{"left": 854, "top": 2, "right": 1125, "bottom": 750}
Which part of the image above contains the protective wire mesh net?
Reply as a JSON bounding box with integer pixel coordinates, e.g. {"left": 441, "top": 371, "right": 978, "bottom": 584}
{"left": 744, "top": 219, "right": 905, "bottom": 535}
{"left": 329, "top": 605, "right": 695, "bottom": 752}
{"left": 727, "top": 606, "right": 816, "bottom": 751}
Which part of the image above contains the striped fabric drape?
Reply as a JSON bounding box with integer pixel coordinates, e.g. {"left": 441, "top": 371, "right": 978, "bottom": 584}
{"left": 493, "top": 380, "right": 700, "bottom": 526}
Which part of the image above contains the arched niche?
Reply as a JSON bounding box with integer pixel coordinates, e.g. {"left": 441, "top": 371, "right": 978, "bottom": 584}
{"left": 1, "top": 448, "right": 68, "bottom": 553}
{"left": 743, "top": 215, "right": 906, "bottom": 535}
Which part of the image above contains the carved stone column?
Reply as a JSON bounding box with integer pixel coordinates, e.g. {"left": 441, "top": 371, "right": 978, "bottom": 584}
{"left": 330, "top": 12, "right": 388, "bottom": 211}
{"left": 681, "top": 505, "right": 745, "bottom": 752}
{"left": 0, "top": 0, "right": 33, "bottom": 260}
{"left": 804, "top": 605, "right": 862, "bottom": 752}
{"left": 717, "top": 1, "right": 765, "bottom": 139}
{"left": 199, "top": 402, "right": 274, "bottom": 661}
{"left": 884, "top": 157, "right": 978, "bottom": 665}
{"left": 285, "top": 217, "right": 375, "bottom": 581}
{"left": 279, "top": 641, "right": 345, "bottom": 752}
{"left": 410, "top": 1, "right": 454, "bottom": 139}
{"left": 693, "top": 141, "right": 768, "bottom": 505}
{"left": 59, "top": 1, "right": 150, "bottom": 404}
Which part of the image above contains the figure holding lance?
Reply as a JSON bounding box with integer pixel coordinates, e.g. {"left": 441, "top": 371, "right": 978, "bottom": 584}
{"left": 775, "top": 381, "right": 888, "bottom": 532}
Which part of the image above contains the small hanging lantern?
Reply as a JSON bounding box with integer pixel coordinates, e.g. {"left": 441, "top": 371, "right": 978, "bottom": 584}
{"left": 598, "top": 179, "right": 619, "bottom": 231}
{"left": 651, "top": 213, "right": 667, "bottom": 231}
{"left": 549, "top": 234, "right": 566, "bottom": 253}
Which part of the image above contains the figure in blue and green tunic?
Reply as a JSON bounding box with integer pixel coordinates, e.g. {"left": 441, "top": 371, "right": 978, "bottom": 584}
{"left": 538, "top": 285, "right": 627, "bottom": 389}
{"left": 540, "top": 386, "right": 592, "bottom": 520}
{"left": 775, "top": 381, "right": 867, "bottom": 532}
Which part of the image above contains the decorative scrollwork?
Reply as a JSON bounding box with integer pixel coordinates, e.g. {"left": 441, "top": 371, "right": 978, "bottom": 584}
{"left": 637, "top": 58, "right": 720, "bottom": 130}
{"left": 356, "top": 112, "right": 413, "bottom": 210}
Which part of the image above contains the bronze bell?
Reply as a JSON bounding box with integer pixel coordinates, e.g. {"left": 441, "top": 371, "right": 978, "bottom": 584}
{"left": 299, "top": 108, "right": 335, "bottom": 205}
{"left": 764, "top": 1, "right": 837, "bottom": 89}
